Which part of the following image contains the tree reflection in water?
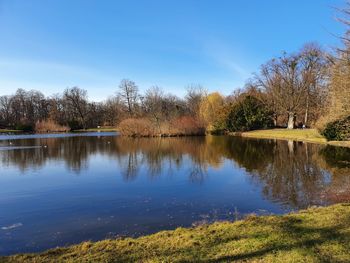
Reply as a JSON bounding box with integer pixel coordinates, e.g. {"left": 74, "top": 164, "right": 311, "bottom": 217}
{"left": 1, "top": 134, "right": 349, "bottom": 208}
{"left": 319, "top": 145, "right": 350, "bottom": 203}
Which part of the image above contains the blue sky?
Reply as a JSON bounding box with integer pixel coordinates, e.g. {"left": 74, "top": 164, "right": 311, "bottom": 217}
{"left": 0, "top": 0, "right": 346, "bottom": 101}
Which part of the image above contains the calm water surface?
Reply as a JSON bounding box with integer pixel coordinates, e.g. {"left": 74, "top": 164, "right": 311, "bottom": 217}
{"left": 1, "top": 132, "right": 350, "bottom": 255}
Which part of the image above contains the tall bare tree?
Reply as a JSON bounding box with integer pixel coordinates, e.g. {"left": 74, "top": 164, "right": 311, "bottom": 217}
{"left": 143, "top": 86, "right": 164, "bottom": 131}
{"left": 104, "top": 95, "right": 124, "bottom": 126}
{"left": 299, "top": 44, "right": 329, "bottom": 126}
{"left": 185, "top": 84, "right": 206, "bottom": 118}
{"left": 118, "top": 79, "right": 139, "bottom": 117}
{"left": 336, "top": 1, "right": 350, "bottom": 56}
{"left": 0, "top": 95, "right": 12, "bottom": 126}
{"left": 63, "top": 87, "right": 89, "bottom": 129}
{"left": 257, "top": 46, "right": 328, "bottom": 129}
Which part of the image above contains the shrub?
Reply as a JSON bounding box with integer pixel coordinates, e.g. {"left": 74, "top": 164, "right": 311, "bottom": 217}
{"left": 322, "top": 116, "right": 350, "bottom": 141}
{"left": 118, "top": 118, "right": 155, "bottom": 137}
{"left": 226, "top": 95, "right": 273, "bottom": 132}
{"left": 315, "top": 115, "right": 331, "bottom": 131}
{"left": 118, "top": 117, "right": 205, "bottom": 137}
{"left": 67, "top": 120, "right": 83, "bottom": 131}
{"left": 35, "top": 120, "right": 70, "bottom": 133}
{"left": 170, "top": 116, "right": 205, "bottom": 136}
{"left": 14, "top": 123, "right": 34, "bottom": 132}
{"left": 210, "top": 104, "right": 231, "bottom": 134}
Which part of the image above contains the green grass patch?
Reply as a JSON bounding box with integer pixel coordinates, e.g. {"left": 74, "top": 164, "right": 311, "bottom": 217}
{"left": 235, "top": 129, "right": 350, "bottom": 148}
{"left": 4, "top": 203, "right": 350, "bottom": 262}
{"left": 239, "top": 129, "right": 327, "bottom": 144}
{"left": 74, "top": 127, "right": 118, "bottom": 132}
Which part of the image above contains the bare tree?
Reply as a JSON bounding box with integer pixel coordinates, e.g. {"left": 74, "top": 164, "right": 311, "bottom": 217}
{"left": 257, "top": 48, "right": 327, "bottom": 129}
{"left": 144, "top": 86, "right": 164, "bottom": 131}
{"left": 104, "top": 95, "right": 124, "bottom": 126}
{"left": 47, "top": 94, "right": 65, "bottom": 124}
{"left": 0, "top": 95, "right": 12, "bottom": 126}
{"left": 185, "top": 84, "right": 206, "bottom": 118}
{"left": 26, "top": 90, "right": 48, "bottom": 124}
{"left": 336, "top": 1, "right": 350, "bottom": 56}
{"left": 299, "top": 44, "right": 329, "bottom": 126}
{"left": 63, "top": 87, "right": 89, "bottom": 129}
{"left": 118, "top": 79, "right": 139, "bottom": 117}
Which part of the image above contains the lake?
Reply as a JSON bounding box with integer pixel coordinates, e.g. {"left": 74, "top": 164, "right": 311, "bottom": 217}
{"left": 0, "top": 132, "right": 349, "bottom": 255}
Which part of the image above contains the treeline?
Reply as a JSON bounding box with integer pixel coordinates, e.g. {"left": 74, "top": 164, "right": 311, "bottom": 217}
{"left": 0, "top": 44, "right": 339, "bottom": 136}
{"left": 0, "top": 87, "right": 114, "bottom": 131}
{"left": 1, "top": 4, "right": 350, "bottom": 138}
{"left": 0, "top": 44, "right": 332, "bottom": 135}
{"left": 0, "top": 83, "right": 207, "bottom": 134}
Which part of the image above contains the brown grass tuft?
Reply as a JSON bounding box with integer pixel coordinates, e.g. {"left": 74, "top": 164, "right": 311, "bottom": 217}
{"left": 118, "top": 118, "right": 155, "bottom": 137}
{"left": 35, "top": 119, "right": 70, "bottom": 133}
{"left": 118, "top": 117, "right": 205, "bottom": 137}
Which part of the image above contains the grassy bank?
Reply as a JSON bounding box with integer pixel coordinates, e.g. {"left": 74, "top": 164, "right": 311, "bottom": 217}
{"left": 0, "top": 129, "right": 22, "bottom": 133}
{"left": 3, "top": 204, "right": 350, "bottom": 262}
{"left": 231, "top": 128, "right": 350, "bottom": 148}
{"left": 73, "top": 127, "right": 118, "bottom": 132}
{"left": 234, "top": 129, "right": 327, "bottom": 144}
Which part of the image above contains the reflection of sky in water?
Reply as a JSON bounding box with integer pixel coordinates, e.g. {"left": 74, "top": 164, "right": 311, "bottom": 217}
{"left": 0, "top": 134, "right": 349, "bottom": 255}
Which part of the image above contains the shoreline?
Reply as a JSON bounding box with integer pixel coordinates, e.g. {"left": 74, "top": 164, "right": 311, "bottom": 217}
{"left": 0, "top": 127, "right": 118, "bottom": 134}
{"left": 3, "top": 203, "right": 350, "bottom": 262}
{"left": 1, "top": 128, "right": 349, "bottom": 148}
{"left": 229, "top": 129, "right": 350, "bottom": 148}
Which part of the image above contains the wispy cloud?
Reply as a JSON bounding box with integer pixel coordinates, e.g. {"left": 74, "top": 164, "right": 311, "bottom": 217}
{"left": 200, "top": 38, "right": 251, "bottom": 80}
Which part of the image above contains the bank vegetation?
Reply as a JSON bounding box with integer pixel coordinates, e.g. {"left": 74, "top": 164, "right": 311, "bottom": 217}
{"left": 4, "top": 204, "right": 350, "bottom": 262}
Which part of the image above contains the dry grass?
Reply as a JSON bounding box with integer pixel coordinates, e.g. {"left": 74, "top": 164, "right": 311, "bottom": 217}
{"left": 4, "top": 203, "right": 350, "bottom": 263}
{"left": 117, "top": 118, "right": 155, "bottom": 137}
{"left": 118, "top": 117, "right": 205, "bottom": 137}
{"left": 169, "top": 116, "right": 205, "bottom": 136}
{"left": 35, "top": 120, "right": 70, "bottom": 133}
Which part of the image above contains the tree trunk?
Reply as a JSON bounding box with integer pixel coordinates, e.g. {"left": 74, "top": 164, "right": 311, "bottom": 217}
{"left": 287, "top": 112, "right": 294, "bottom": 129}
{"left": 127, "top": 97, "right": 132, "bottom": 117}
{"left": 304, "top": 92, "right": 309, "bottom": 127}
